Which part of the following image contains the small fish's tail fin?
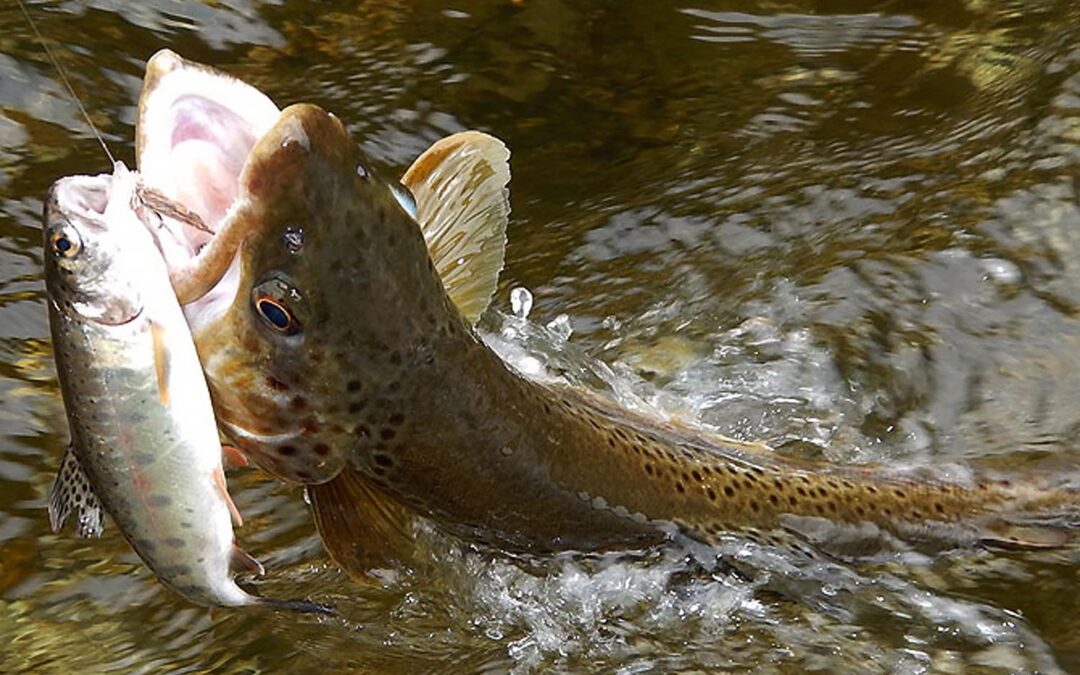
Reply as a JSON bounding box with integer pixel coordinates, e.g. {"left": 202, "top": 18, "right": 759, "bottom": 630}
{"left": 255, "top": 595, "right": 336, "bottom": 616}
{"left": 307, "top": 466, "right": 418, "bottom": 583}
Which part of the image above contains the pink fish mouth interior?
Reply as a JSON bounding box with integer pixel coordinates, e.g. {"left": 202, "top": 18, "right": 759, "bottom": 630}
{"left": 136, "top": 52, "right": 281, "bottom": 325}
{"left": 159, "top": 96, "right": 258, "bottom": 246}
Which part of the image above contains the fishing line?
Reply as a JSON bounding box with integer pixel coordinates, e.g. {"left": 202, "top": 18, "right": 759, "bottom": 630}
{"left": 15, "top": 0, "right": 116, "bottom": 164}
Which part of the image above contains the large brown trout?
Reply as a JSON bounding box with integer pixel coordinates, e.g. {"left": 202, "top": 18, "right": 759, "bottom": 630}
{"left": 44, "top": 162, "right": 328, "bottom": 612}
{"left": 135, "top": 52, "right": 1077, "bottom": 581}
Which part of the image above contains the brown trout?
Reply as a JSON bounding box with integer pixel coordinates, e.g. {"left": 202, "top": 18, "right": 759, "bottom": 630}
{"left": 44, "top": 162, "right": 329, "bottom": 613}
{"left": 135, "top": 53, "right": 1077, "bottom": 581}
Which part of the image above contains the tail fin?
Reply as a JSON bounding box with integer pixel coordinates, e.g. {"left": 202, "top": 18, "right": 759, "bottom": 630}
{"left": 307, "top": 466, "right": 418, "bottom": 582}
{"left": 977, "top": 490, "right": 1078, "bottom": 550}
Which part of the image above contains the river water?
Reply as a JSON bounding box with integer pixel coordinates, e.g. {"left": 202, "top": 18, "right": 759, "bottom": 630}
{"left": 1, "top": 0, "right": 1078, "bottom": 672}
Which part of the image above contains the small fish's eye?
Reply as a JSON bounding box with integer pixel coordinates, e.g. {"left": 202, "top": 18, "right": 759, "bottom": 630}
{"left": 49, "top": 227, "right": 81, "bottom": 258}
{"left": 254, "top": 296, "right": 300, "bottom": 335}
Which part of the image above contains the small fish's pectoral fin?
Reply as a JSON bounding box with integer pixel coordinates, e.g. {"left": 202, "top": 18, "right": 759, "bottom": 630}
{"left": 230, "top": 544, "right": 266, "bottom": 576}
{"left": 307, "top": 466, "right": 418, "bottom": 583}
{"left": 149, "top": 319, "right": 171, "bottom": 407}
{"left": 213, "top": 466, "right": 244, "bottom": 527}
{"left": 48, "top": 444, "right": 105, "bottom": 538}
{"left": 402, "top": 131, "right": 511, "bottom": 325}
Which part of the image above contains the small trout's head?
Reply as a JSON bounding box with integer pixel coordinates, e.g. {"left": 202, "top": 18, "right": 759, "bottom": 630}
{"left": 43, "top": 170, "right": 144, "bottom": 327}
{"left": 200, "top": 104, "right": 455, "bottom": 483}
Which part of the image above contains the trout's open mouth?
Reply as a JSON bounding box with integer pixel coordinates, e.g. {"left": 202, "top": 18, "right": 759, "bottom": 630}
{"left": 134, "top": 50, "right": 281, "bottom": 331}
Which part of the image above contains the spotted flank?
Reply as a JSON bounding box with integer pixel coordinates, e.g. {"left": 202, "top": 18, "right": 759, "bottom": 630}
{"left": 48, "top": 445, "right": 103, "bottom": 538}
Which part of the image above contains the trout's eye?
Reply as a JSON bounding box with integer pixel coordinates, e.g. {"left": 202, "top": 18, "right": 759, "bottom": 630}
{"left": 255, "top": 296, "right": 300, "bottom": 334}
{"left": 49, "top": 226, "right": 81, "bottom": 258}
{"left": 252, "top": 276, "right": 304, "bottom": 337}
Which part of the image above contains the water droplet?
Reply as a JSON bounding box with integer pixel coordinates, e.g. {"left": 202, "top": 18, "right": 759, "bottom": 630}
{"left": 511, "top": 287, "right": 533, "bottom": 319}
{"left": 546, "top": 314, "right": 573, "bottom": 342}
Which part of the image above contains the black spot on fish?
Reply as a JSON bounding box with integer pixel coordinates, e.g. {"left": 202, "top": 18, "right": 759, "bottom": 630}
{"left": 278, "top": 445, "right": 298, "bottom": 456}
{"left": 147, "top": 494, "right": 172, "bottom": 507}
{"left": 346, "top": 380, "right": 362, "bottom": 393}
{"left": 349, "top": 400, "right": 368, "bottom": 414}
{"left": 164, "top": 537, "right": 186, "bottom": 548}
{"left": 313, "top": 443, "right": 331, "bottom": 457}
{"left": 290, "top": 396, "right": 308, "bottom": 411}
{"left": 724, "top": 486, "right": 735, "bottom": 497}
{"left": 266, "top": 376, "right": 289, "bottom": 392}
{"left": 380, "top": 428, "right": 397, "bottom": 441}
{"left": 354, "top": 424, "right": 370, "bottom": 439}
{"left": 162, "top": 564, "right": 192, "bottom": 576}
{"left": 296, "top": 470, "right": 313, "bottom": 481}
{"left": 388, "top": 412, "right": 405, "bottom": 426}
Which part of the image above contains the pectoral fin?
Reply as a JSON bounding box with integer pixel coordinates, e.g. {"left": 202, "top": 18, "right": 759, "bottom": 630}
{"left": 48, "top": 444, "right": 104, "bottom": 538}
{"left": 213, "top": 466, "right": 244, "bottom": 527}
{"left": 307, "top": 466, "right": 418, "bottom": 583}
{"left": 149, "top": 319, "right": 170, "bottom": 406}
{"left": 230, "top": 544, "right": 266, "bottom": 576}
{"left": 402, "top": 131, "right": 511, "bottom": 325}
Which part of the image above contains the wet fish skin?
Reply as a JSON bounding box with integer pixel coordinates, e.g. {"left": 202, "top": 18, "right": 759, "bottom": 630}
{"left": 180, "top": 104, "right": 1075, "bottom": 577}
{"left": 44, "top": 164, "right": 330, "bottom": 613}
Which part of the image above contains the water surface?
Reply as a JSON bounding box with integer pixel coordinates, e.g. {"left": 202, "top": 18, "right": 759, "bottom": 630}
{"left": 0, "top": 0, "right": 1078, "bottom": 672}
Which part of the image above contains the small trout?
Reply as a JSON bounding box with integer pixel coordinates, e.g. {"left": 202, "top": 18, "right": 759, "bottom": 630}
{"left": 135, "top": 53, "right": 1077, "bottom": 580}
{"left": 44, "top": 162, "right": 329, "bottom": 613}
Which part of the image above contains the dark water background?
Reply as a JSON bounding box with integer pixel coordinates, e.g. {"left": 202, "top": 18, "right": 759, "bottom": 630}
{"left": 1, "top": 0, "right": 1078, "bottom": 672}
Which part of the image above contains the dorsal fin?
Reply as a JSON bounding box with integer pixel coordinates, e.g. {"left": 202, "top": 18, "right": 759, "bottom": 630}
{"left": 48, "top": 444, "right": 104, "bottom": 538}
{"left": 402, "top": 131, "right": 511, "bottom": 325}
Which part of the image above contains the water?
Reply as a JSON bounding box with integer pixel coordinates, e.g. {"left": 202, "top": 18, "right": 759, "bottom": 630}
{"left": 1, "top": 0, "right": 1078, "bottom": 672}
